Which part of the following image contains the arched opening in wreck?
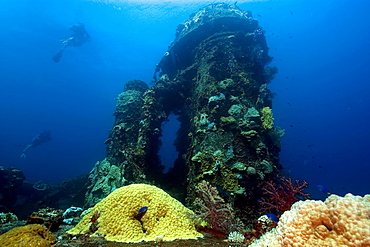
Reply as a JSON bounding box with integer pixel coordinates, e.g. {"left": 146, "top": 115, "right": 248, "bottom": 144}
{"left": 158, "top": 113, "right": 180, "bottom": 173}
{"left": 144, "top": 110, "right": 190, "bottom": 202}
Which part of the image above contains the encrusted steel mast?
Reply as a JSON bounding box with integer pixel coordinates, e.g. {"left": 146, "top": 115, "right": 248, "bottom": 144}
{"left": 85, "top": 4, "right": 282, "bottom": 223}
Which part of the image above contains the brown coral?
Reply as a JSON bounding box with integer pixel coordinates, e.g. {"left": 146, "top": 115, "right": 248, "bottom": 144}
{"left": 26, "top": 207, "right": 63, "bottom": 232}
{"left": 0, "top": 224, "right": 56, "bottom": 247}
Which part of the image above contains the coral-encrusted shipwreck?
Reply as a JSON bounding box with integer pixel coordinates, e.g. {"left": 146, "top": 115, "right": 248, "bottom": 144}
{"left": 85, "top": 3, "right": 283, "bottom": 227}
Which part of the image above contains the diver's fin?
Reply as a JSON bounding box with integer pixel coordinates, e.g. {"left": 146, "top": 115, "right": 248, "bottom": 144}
{"left": 52, "top": 49, "right": 64, "bottom": 63}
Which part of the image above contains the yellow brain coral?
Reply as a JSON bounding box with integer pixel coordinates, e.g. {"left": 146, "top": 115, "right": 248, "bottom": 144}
{"left": 0, "top": 224, "right": 56, "bottom": 247}
{"left": 249, "top": 193, "right": 370, "bottom": 247}
{"left": 68, "top": 184, "right": 203, "bottom": 243}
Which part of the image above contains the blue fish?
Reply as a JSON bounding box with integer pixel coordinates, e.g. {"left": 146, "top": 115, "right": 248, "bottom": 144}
{"left": 138, "top": 206, "right": 148, "bottom": 214}
{"left": 135, "top": 206, "right": 148, "bottom": 222}
{"left": 316, "top": 185, "right": 331, "bottom": 195}
{"left": 265, "top": 213, "right": 279, "bottom": 222}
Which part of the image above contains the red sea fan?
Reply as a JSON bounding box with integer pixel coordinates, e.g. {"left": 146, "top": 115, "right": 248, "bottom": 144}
{"left": 259, "top": 177, "right": 309, "bottom": 215}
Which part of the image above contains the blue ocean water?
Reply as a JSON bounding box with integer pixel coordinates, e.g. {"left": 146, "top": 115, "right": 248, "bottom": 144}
{"left": 0, "top": 0, "right": 369, "bottom": 200}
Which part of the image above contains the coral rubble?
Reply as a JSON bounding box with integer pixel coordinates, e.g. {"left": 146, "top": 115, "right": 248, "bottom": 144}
{"left": 26, "top": 207, "right": 64, "bottom": 232}
{"left": 0, "top": 212, "right": 18, "bottom": 224}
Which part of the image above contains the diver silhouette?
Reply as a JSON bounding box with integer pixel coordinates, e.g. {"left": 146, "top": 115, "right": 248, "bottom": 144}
{"left": 52, "top": 23, "right": 90, "bottom": 63}
{"left": 21, "top": 130, "right": 52, "bottom": 159}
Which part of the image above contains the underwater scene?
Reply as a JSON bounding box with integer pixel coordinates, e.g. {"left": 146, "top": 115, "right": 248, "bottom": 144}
{"left": 0, "top": 0, "right": 369, "bottom": 246}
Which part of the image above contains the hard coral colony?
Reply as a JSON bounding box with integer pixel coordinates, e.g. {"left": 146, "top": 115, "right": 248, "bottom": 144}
{"left": 249, "top": 193, "right": 370, "bottom": 246}
{"left": 67, "top": 184, "right": 202, "bottom": 243}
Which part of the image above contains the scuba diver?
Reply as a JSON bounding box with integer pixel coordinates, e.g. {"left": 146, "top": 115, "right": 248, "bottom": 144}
{"left": 21, "top": 130, "right": 52, "bottom": 159}
{"left": 52, "top": 23, "right": 90, "bottom": 63}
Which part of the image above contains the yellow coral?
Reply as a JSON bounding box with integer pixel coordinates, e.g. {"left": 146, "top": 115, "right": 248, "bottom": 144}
{"left": 249, "top": 193, "right": 370, "bottom": 247}
{"left": 261, "top": 107, "right": 274, "bottom": 129}
{"left": 0, "top": 224, "right": 56, "bottom": 247}
{"left": 68, "top": 184, "right": 203, "bottom": 243}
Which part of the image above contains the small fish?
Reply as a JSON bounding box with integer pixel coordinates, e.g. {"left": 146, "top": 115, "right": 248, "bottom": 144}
{"left": 135, "top": 206, "right": 148, "bottom": 222}
{"left": 295, "top": 195, "right": 306, "bottom": 200}
{"left": 138, "top": 206, "right": 148, "bottom": 214}
{"left": 316, "top": 185, "right": 331, "bottom": 195}
{"left": 265, "top": 213, "right": 279, "bottom": 222}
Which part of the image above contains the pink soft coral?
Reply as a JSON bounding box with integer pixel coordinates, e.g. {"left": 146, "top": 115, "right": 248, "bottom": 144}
{"left": 260, "top": 177, "right": 309, "bottom": 215}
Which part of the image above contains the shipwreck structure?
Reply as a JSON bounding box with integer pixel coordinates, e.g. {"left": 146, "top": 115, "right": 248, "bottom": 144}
{"left": 85, "top": 3, "right": 283, "bottom": 225}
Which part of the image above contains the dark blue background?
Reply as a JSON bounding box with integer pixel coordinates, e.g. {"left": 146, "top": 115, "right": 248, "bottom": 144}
{"left": 1, "top": 0, "right": 369, "bottom": 200}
